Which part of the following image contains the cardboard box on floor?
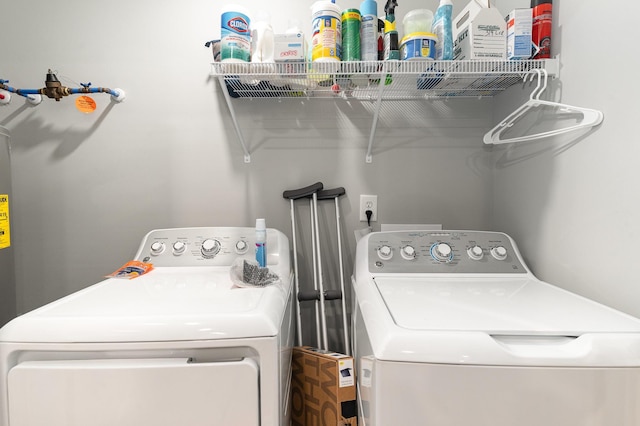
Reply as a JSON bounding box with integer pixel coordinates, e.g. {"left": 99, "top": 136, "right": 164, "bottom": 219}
{"left": 291, "top": 346, "right": 357, "bottom": 426}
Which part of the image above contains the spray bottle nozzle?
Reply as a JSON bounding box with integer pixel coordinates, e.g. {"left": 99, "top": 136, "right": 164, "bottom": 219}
{"left": 384, "top": 0, "right": 398, "bottom": 15}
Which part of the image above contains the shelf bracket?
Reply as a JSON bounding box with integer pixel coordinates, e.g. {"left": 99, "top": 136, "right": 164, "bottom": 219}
{"left": 219, "top": 76, "right": 251, "bottom": 163}
{"left": 365, "top": 72, "right": 392, "bottom": 163}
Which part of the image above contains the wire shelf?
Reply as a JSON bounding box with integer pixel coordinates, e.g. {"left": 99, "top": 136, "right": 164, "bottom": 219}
{"left": 211, "top": 59, "right": 558, "bottom": 100}
{"left": 210, "top": 58, "right": 561, "bottom": 162}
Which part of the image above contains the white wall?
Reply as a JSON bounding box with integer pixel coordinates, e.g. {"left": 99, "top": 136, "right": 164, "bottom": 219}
{"left": 491, "top": 2, "right": 640, "bottom": 318}
{"left": 0, "top": 0, "right": 497, "bottom": 350}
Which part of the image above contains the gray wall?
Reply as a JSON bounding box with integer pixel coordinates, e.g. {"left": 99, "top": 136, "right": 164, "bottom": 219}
{"left": 1, "top": 0, "right": 637, "bottom": 351}
{"left": 490, "top": 1, "right": 640, "bottom": 318}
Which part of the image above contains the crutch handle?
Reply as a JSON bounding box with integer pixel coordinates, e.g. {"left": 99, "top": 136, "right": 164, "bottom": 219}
{"left": 298, "top": 289, "right": 343, "bottom": 302}
{"left": 324, "top": 289, "right": 343, "bottom": 300}
{"left": 317, "top": 187, "right": 346, "bottom": 200}
{"left": 283, "top": 182, "right": 324, "bottom": 200}
{"left": 298, "top": 291, "right": 320, "bottom": 302}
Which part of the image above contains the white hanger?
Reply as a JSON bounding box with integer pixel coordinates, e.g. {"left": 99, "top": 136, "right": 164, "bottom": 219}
{"left": 483, "top": 69, "right": 604, "bottom": 145}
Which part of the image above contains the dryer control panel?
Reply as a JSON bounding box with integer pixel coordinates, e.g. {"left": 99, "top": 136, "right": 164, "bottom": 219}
{"left": 133, "top": 227, "right": 284, "bottom": 267}
{"left": 368, "top": 230, "right": 527, "bottom": 274}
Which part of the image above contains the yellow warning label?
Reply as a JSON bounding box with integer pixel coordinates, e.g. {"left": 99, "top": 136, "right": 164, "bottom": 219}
{"left": 0, "top": 194, "right": 10, "bottom": 249}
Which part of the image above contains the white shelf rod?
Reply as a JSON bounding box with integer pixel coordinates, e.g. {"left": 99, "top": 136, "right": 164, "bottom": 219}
{"left": 219, "top": 78, "right": 251, "bottom": 163}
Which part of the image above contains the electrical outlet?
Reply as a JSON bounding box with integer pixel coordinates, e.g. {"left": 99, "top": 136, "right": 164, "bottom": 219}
{"left": 359, "top": 195, "right": 378, "bottom": 222}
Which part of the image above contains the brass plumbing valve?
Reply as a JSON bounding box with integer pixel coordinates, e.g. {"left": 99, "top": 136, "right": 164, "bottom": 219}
{"left": 42, "top": 69, "right": 69, "bottom": 101}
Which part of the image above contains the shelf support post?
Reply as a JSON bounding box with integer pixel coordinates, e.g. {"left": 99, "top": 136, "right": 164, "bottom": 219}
{"left": 365, "top": 68, "right": 391, "bottom": 163}
{"left": 218, "top": 77, "right": 252, "bottom": 163}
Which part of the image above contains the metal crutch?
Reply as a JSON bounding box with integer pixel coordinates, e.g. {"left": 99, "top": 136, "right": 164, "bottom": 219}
{"left": 283, "top": 182, "right": 324, "bottom": 348}
{"left": 317, "top": 187, "right": 350, "bottom": 355}
{"left": 298, "top": 188, "right": 343, "bottom": 351}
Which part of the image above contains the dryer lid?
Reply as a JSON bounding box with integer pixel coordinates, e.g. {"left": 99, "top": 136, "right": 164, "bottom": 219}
{"left": 0, "top": 267, "right": 291, "bottom": 343}
{"left": 374, "top": 277, "right": 640, "bottom": 335}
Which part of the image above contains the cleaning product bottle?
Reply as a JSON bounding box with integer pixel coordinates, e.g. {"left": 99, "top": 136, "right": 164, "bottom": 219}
{"left": 377, "top": 18, "right": 385, "bottom": 60}
{"left": 220, "top": 5, "right": 251, "bottom": 63}
{"left": 432, "top": 0, "right": 453, "bottom": 60}
{"left": 360, "top": 0, "right": 378, "bottom": 62}
{"left": 531, "top": 0, "right": 552, "bottom": 59}
{"left": 251, "top": 11, "right": 275, "bottom": 64}
{"left": 383, "top": 0, "right": 399, "bottom": 60}
{"left": 255, "top": 218, "right": 267, "bottom": 267}
{"left": 311, "top": 0, "right": 342, "bottom": 68}
{"left": 342, "top": 8, "right": 361, "bottom": 61}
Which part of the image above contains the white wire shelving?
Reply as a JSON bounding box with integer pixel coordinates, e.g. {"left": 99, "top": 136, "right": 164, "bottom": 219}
{"left": 210, "top": 58, "right": 560, "bottom": 162}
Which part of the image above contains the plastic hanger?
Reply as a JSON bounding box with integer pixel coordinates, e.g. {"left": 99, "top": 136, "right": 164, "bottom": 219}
{"left": 483, "top": 69, "right": 604, "bottom": 145}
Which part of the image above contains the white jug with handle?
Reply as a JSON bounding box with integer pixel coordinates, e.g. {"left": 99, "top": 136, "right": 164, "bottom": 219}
{"left": 251, "top": 14, "right": 274, "bottom": 63}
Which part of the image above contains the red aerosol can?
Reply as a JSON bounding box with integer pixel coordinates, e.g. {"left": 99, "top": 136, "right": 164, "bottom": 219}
{"left": 531, "top": 0, "right": 552, "bottom": 59}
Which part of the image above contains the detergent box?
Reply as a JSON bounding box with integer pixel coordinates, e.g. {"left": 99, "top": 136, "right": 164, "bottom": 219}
{"left": 453, "top": 0, "right": 506, "bottom": 60}
{"left": 505, "top": 8, "right": 533, "bottom": 60}
{"left": 291, "top": 346, "right": 357, "bottom": 426}
{"left": 274, "top": 32, "right": 306, "bottom": 62}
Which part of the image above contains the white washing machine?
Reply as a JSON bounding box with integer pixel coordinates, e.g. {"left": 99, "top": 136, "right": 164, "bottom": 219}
{"left": 352, "top": 230, "right": 640, "bottom": 426}
{"left": 0, "top": 227, "right": 294, "bottom": 426}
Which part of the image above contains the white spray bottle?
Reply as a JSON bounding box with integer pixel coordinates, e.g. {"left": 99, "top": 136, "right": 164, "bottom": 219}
{"left": 255, "top": 218, "right": 267, "bottom": 267}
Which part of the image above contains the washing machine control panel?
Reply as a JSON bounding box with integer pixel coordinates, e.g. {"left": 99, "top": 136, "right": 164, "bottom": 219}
{"left": 133, "top": 227, "right": 280, "bottom": 267}
{"left": 369, "top": 230, "right": 526, "bottom": 274}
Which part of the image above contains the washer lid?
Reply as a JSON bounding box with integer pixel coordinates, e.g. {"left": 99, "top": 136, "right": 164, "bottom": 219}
{"left": 0, "top": 267, "right": 291, "bottom": 343}
{"left": 375, "top": 277, "right": 640, "bottom": 335}
{"left": 358, "top": 277, "right": 640, "bottom": 366}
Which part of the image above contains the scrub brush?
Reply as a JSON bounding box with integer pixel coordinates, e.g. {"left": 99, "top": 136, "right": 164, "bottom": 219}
{"left": 230, "top": 259, "right": 280, "bottom": 288}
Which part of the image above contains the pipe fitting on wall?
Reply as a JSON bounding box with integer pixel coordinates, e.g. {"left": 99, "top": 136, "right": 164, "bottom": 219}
{"left": 0, "top": 70, "right": 125, "bottom": 105}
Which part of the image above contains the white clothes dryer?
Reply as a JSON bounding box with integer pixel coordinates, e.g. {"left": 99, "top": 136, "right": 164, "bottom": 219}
{"left": 352, "top": 230, "right": 640, "bottom": 426}
{"left": 0, "top": 227, "right": 294, "bottom": 426}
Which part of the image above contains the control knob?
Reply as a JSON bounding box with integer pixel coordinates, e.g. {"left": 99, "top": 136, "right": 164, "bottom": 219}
{"left": 432, "top": 242, "right": 453, "bottom": 263}
{"left": 201, "top": 239, "right": 221, "bottom": 258}
{"left": 401, "top": 245, "right": 416, "bottom": 260}
{"left": 235, "top": 240, "right": 249, "bottom": 254}
{"left": 150, "top": 241, "right": 165, "bottom": 256}
{"left": 172, "top": 241, "right": 186, "bottom": 255}
{"left": 490, "top": 246, "right": 508, "bottom": 261}
{"left": 377, "top": 245, "right": 393, "bottom": 260}
{"left": 467, "top": 245, "right": 484, "bottom": 261}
